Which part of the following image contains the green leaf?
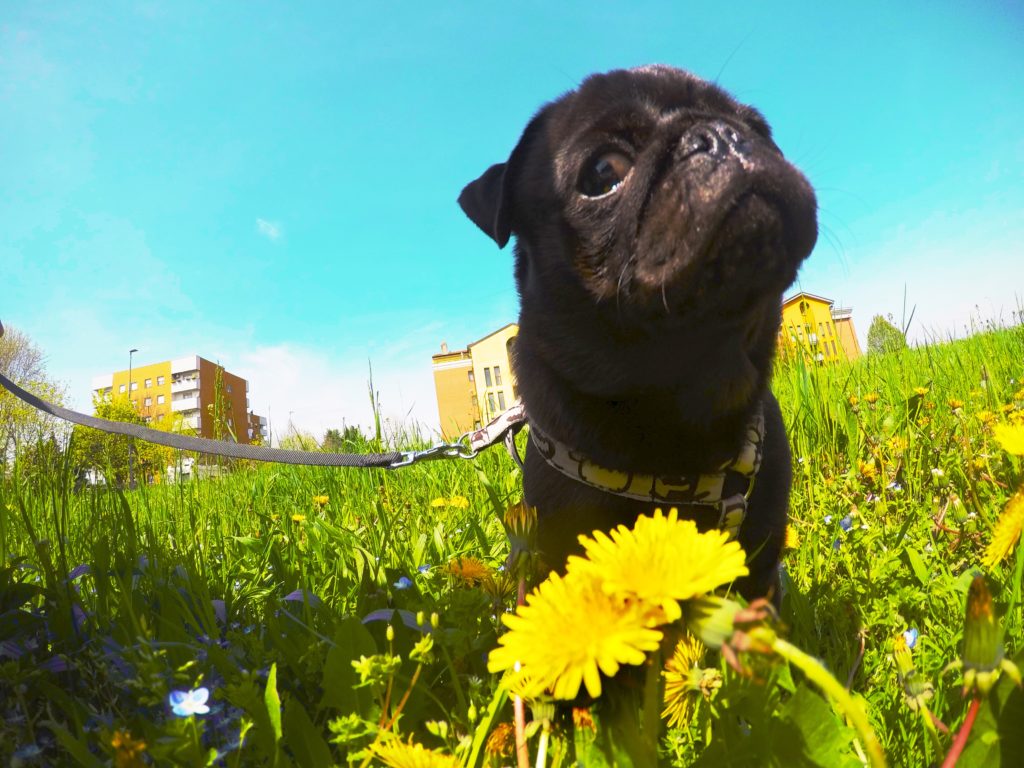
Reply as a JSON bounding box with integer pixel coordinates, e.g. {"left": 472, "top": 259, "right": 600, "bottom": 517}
{"left": 283, "top": 698, "right": 333, "bottom": 768}
{"left": 320, "top": 616, "right": 377, "bottom": 716}
{"left": 265, "top": 662, "right": 283, "bottom": 746}
{"left": 904, "top": 546, "right": 930, "bottom": 587}
{"left": 43, "top": 720, "right": 103, "bottom": 768}
{"left": 771, "top": 683, "right": 862, "bottom": 767}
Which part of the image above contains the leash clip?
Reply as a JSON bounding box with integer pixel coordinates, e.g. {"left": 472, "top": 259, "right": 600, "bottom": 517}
{"left": 390, "top": 438, "right": 478, "bottom": 468}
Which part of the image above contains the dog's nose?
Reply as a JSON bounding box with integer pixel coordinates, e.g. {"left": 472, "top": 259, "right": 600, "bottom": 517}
{"left": 680, "top": 120, "right": 751, "bottom": 159}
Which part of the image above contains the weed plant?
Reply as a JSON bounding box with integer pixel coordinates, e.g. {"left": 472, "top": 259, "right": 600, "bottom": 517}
{"left": 1, "top": 325, "right": 1022, "bottom": 766}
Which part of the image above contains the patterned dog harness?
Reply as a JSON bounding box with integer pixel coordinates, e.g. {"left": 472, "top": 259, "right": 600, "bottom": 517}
{"left": 528, "top": 407, "right": 765, "bottom": 539}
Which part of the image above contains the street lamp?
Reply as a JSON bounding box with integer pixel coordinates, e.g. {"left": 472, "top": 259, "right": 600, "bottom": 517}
{"left": 128, "top": 348, "right": 138, "bottom": 490}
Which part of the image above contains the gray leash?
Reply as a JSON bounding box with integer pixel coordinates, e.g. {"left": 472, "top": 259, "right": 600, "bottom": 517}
{"left": 0, "top": 320, "right": 526, "bottom": 469}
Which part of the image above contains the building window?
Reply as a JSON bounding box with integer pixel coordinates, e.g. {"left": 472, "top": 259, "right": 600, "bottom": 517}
{"left": 484, "top": 367, "right": 493, "bottom": 387}
{"left": 119, "top": 384, "right": 126, "bottom": 394}
{"left": 144, "top": 378, "right": 152, "bottom": 388}
{"left": 157, "top": 375, "right": 165, "bottom": 386}
{"left": 468, "top": 370, "right": 474, "bottom": 382}
{"left": 226, "top": 383, "right": 233, "bottom": 394}
{"left": 144, "top": 397, "right": 152, "bottom": 407}
{"left": 494, "top": 365, "right": 502, "bottom": 386}
{"left": 471, "top": 394, "right": 478, "bottom": 407}
{"left": 487, "top": 393, "right": 496, "bottom": 413}
{"left": 497, "top": 391, "right": 506, "bottom": 410}
{"left": 157, "top": 394, "right": 165, "bottom": 405}
{"left": 130, "top": 382, "right": 138, "bottom": 391}
{"left": 817, "top": 323, "right": 824, "bottom": 338}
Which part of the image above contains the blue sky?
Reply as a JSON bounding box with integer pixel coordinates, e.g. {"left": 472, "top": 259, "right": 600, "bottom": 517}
{"left": 3, "top": 1, "right": 1022, "bottom": 440}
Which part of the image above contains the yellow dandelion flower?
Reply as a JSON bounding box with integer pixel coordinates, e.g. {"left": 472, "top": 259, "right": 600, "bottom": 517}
{"left": 784, "top": 526, "right": 801, "bottom": 550}
{"left": 662, "top": 634, "right": 706, "bottom": 729}
{"left": 485, "top": 722, "right": 516, "bottom": 759}
{"left": 977, "top": 411, "right": 997, "bottom": 425}
{"left": 373, "top": 738, "right": 460, "bottom": 768}
{"left": 291, "top": 514, "right": 306, "bottom": 523}
{"left": 1001, "top": 403, "right": 1016, "bottom": 415}
{"left": 948, "top": 399, "right": 964, "bottom": 411}
{"left": 858, "top": 459, "right": 877, "bottom": 481}
{"left": 488, "top": 569, "right": 662, "bottom": 700}
{"left": 864, "top": 392, "right": 880, "bottom": 404}
{"left": 914, "top": 386, "right": 930, "bottom": 396}
{"left": 994, "top": 423, "right": 1024, "bottom": 456}
{"left": 312, "top": 495, "right": 329, "bottom": 506}
{"left": 567, "top": 509, "right": 749, "bottom": 625}
{"left": 111, "top": 730, "right": 147, "bottom": 768}
{"left": 848, "top": 394, "right": 860, "bottom": 407}
{"left": 430, "top": 496, "right": 470, "bottom": 509}
{"left": 446, "top": 556, "right": 492, "bottom": 586}
{"left": 983, "top": 491, "right": 1024, "bottom": 568}
{"left": 887, "top": 436, "right": 909, "bottom": 454}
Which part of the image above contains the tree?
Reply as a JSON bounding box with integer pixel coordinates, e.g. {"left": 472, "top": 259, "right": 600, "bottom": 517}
{"left": 0, "top": 323, "right": 67, "bottom": 466}
{"left": 70, "top": 393, "right": 165, "bottom": 486}
{"left": 866, "top": 314, "right": 908, "bottom": 356}
{"left": 322, "top": 423, "right": 366, "bottom": 453}
{"left": 280, "top": 429, "right": 320, "bottom": 451}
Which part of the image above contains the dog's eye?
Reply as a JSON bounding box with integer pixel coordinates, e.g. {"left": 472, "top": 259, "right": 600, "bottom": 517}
{"left": 579, "top": 151, "right": 633, "bottom": 197}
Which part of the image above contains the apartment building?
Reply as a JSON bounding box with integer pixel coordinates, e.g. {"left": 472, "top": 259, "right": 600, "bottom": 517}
{"left": 779, "top": 292, "right": 861, "bottom": 362}
{"left": 91, "top": 355, "right": 268, "bottom": 443}
{"left": 432, "top": 323, "right": 519, "bottom": 438}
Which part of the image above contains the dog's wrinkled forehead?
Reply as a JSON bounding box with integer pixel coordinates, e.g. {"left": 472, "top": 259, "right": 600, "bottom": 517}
{"left": 546, "top": 65, "right": 772, "bottom": 144}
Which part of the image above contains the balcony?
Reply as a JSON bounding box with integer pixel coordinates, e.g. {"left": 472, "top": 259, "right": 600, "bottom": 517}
{"left": 182, "top": 414, "right": 201, "bottom": 430}
{"left": 171, "top": 378, "right": 200, "bottom": 394}
{"left": 171, "top": 395, "right": 200, "bottom": 412}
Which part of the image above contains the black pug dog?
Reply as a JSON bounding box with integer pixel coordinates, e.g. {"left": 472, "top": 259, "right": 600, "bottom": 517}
{"left": 459, "top": 65, "right": 817, "bottom": 600}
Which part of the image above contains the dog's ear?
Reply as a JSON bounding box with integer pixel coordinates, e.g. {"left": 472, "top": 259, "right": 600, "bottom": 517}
{"left": 459, "top": 106, "right": 552, "bottom": 249}
{"left": 458, "top": 162, "right": 512, "bottom": 248}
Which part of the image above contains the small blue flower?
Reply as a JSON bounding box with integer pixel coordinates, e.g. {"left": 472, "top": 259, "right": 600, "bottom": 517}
{"left": 169, "top": 687, "right": 210, "bottom": 717}
{"left": 839, "top": 515, "right": 853, "bottom": 532}
{"left": 832, "top": 538, "right": 842, "bottom": 551}
{"left": 903, "top": 628, "right": 919, "bottom": 649}
{"left": 823, "top": 514, "right": 833, "bottom": 524}
{"left": 393, "top": 576, "right": 413, "bottom": 590}
{"left": 417, "top": 564, "right": 431, "bottom": 574}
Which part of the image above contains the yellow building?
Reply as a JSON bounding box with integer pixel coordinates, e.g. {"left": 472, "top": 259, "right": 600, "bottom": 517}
{"left": 431, "top": 323, "right": 519, "bottom": 438}
{"left": 91, "top": 355, "right": 267, "bottom": 443}
{"left": 779, "top": 292, "right": 861, "bottom": 362}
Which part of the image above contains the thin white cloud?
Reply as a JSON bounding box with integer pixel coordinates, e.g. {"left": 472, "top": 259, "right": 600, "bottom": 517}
{"left": 232, "top": 343, "right": 438, "bottom": 445}
{"left": 256, "top": 218, "right": 282, "bottom": 241}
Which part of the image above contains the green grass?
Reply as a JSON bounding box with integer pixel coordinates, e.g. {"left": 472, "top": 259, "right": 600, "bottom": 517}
{"left": 2, "top": 325, "right": 1023, "bottom": 766}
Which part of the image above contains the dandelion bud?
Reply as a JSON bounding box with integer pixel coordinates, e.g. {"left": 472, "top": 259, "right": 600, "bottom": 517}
{"left": 431, "top": 612, "right": 439, "bottom": 629}
{"left": 467, "top": 702, "right": 477, "bottom": 724}
{"left": 416, "top": 610, "right": 425, "bottom": 628}
{"left": 386, "top": 624, "right": 395, "bottom": 643}
{"left": 948, "top": 574, "right": 1022, "bottom": 696}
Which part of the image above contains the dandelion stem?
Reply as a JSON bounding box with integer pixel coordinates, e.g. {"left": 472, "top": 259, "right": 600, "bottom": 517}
{"left": 514, "top": 693, "right": 530, "bottom": 768}
{"left": 765, "top": 632, "right": 887, "bottom": 768}
{"left": 535, "top": 719, "right": 550, "bottom": 768}
{"left": 940, "top": 696, "right": 981, "bottom": 768}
